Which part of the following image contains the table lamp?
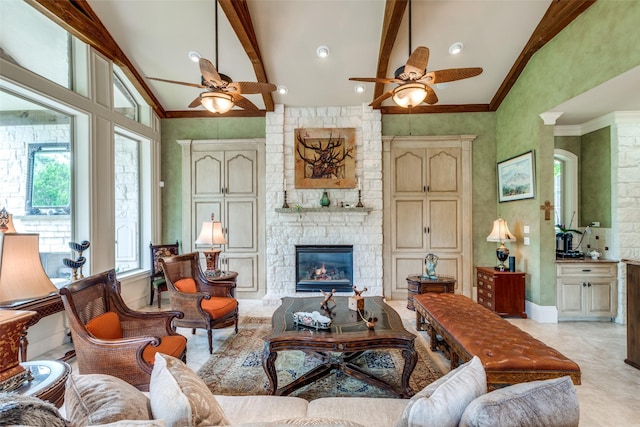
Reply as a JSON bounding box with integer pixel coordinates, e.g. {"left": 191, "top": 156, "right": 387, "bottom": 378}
{"left": 194, "top": 214, "right": 227, "bottom": 273}
{"left": 486, "top": 217, "right": 516, "bottom": 271}
{"left": 0, "top": 233, "right": 58, "bottom": 306}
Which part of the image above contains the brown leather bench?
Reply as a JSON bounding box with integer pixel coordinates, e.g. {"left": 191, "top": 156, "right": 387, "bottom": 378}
{"left": 414, "top": 292, "right": 581, "bottom": 390}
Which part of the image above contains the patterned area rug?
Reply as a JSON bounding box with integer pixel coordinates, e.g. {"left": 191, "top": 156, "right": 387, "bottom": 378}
{"left": 197, "top": 317, "right": 443, "bottom": 400}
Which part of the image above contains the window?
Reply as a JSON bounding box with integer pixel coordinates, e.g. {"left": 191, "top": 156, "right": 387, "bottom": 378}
{"left": 113, "top": 72, "right": 138, "bottom": 121}
{"left": 554, "top": 149, "right": 578, "bottom": 228}
{"left": 114, "top": 131, "right": 141, "bottom": 273}
{"left": 0, "top": 0, "right": 72, "bottom": 88}
{"left": 0, "top": 89, "right": 74, "bottom": 280}
{"left": 26, "top": 143, "right": 70, "bottom": 214}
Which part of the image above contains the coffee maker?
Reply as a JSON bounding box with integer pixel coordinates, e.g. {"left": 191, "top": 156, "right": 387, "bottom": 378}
{"left": 556, "top": 231, "right": 580, "bottom": 258}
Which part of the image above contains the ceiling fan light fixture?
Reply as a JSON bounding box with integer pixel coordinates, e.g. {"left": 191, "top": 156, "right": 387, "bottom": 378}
{"left": 449, "top": 42, "right": 464, "bottom": 55}
{"left": 200, "top": 92, "right": 234, "bottom": 114}
{"left": 354, "top": 84, "right": 366, "bottom": 94}
{"left": 188, "top": 51, "right": 201, "bottom": 62}
{"left": 316, "top": 45, "right": 330, "bottom": 58}
{"left": 277, "top": 85, "right": 288, "bottom": 95}
{"left": 392, "top": 83, "right": 428, "bottom": 108}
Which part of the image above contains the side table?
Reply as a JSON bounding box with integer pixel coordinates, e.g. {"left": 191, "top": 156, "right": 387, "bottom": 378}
{"left": 406, "top": 274, "right": 456, "bottom": 312}
{"left": 14, "top": 360, "right": 71, "bottom": 408}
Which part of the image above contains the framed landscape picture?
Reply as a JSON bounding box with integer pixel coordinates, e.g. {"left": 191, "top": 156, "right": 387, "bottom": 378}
{"left": 497, "top": 150, "right": 535, "bottom": 202}
{"left": 294, "top": 128, "right": 356, "bottom": 189}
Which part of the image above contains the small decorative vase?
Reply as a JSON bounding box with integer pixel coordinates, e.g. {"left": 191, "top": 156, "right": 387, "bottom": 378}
{"left": 320, "top": 191, "right": 330, "bottom": 207}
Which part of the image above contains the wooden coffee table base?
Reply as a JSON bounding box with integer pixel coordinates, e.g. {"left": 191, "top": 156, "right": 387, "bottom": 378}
{"left": 262, "top": 296, "right": 417, "bottom": 398}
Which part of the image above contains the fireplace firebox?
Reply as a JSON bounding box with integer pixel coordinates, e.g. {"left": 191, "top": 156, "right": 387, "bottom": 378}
{"left": 295, "top": 245, "right": 353, "bottom": 292}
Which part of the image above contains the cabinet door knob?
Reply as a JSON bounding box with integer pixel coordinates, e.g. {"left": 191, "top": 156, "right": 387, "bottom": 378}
{"left": 583, "top": 282, "right": 587, "bottom": 287}
{"left": 582, "top": 269, "right": 591, "bottom": 272}
{"left": 588, "top": 282, "right": 592, "bottom": 287}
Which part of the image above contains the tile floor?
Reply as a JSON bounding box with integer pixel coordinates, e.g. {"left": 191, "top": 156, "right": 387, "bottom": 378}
{"left": 41, "top": 298, "right": 640, "bottom": 426}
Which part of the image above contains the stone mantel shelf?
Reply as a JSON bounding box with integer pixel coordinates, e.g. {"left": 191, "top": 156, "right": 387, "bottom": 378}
{"left": 275, "top": 207, "right": 372, "bottom": 214}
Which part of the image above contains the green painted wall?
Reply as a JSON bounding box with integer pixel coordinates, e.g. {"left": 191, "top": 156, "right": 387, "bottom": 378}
{"left": 581, "top": 127, "right": 611, "bottom": 228}
{"left": 495, "top": 0, "right": 640, "bottom": 306}
{"left": 554, "top": 136, "right": 581, "bottom": 156}
{"left": 382, "top": 112, "right": 498, "bottom": 270}
{"left": 160, "top": 117, "right": 266, "bottom": 243}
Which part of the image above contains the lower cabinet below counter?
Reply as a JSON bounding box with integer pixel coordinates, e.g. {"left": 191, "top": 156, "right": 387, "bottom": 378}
{"left": 556, "top": 261, "right": 618, "bottom": 320}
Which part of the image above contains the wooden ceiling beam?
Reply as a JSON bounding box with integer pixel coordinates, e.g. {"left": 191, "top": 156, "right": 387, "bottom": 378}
{"left": 27, "top": 0, "right": 167, "bottom": 119}
{"left": 165, "top": 109, "right": 267, "bottom": 119}
{"left": 380, "top": 104, "right": 490, "bottom": 115}
{"left": 489, "top": 0, "right": 596, "bottom": 111}
{"left": 219, "top": 0, "right": 275, "bottom": 112}
{"left": 373, "top": 0, "right": 408, "bottom": 102}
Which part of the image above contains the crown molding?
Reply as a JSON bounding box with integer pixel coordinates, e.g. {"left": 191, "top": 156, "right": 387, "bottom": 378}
{"left": 555, "top": 111, "right": 640, "bottom": 136}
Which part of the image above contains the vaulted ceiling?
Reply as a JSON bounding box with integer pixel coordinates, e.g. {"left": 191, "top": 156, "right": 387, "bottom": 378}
{"left": 31, "top": 0, "right": 610, "bottom": 122}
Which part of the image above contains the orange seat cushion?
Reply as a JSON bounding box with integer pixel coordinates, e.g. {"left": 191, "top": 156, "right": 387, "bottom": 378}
{"left": 174, "top": 278, "right": 197, "bottom": 293}
{"left": 85, "top": 312, "right": 123, "bottom": 339}
{"left": 201, "top": 297, "right": 238, "bottom": 319}
{"left": 142, "top": 335, "right": 187, "bottom": 365}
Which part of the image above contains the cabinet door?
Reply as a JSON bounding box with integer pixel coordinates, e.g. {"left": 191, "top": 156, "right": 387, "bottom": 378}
{"left": 224, "top": 254, "right": 258, "bottom": 293}
{"left": 225, "top": 151, "right": 257, "bottom": 196}
{"left": 587, "top": 279, "right": 615, "bottom": 316}
{"left": 392, "top": 199, "right": 427, "bottom": 252}
{"left": 393, "top": 149, "right": 426, "bottom": 195}
{"left": 225, "top": 199, "right": 257, "bottom": 252}
{"left": 557, "top": 278, "right": 586, "bottom": 317}
{"left": 192, "top": 151, "right": 224, "bottom": 197}
{"left": 427, "top": 148, "right": 461, "bottom": 195}
{"left": 427, "top": 199, "right": 460, "bottom": 251}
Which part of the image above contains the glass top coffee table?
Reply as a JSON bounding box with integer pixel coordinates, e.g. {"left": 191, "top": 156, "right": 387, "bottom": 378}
{"left": 262, "top": 296, "right": 417, "bottom": 398}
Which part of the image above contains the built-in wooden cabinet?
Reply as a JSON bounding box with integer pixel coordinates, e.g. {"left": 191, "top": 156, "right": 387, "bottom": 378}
{"left": 179, "top": 139, "right": 265, "bottom": 298}
{"left": 556, "top": 261, "right": 618, "bottom": 320}
{"left": 383, "top": 136, "right": 474, "bottom": 300}
{"left": 624, "top": 260, "right": 640, "bottom": 370}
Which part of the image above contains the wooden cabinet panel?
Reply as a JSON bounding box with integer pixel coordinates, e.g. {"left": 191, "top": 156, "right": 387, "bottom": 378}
{"left": 226, "top": 199, "right": 256, "bottom": 251}
{"left": 193, "top": 152, "right": 223, "bottom": 196}
{"left": 393, "top": 199, "right": 426, "bottom": 251}
{"left": 427, "top": 199, "right": 459, "bottom": 250}
{"left": 226, "top": 151, "right": 256, "bottom": 196}
{"left": 393, "top": 149, "right": 425, "bottom": 194}
{"left": 427, "top": 148, "right": 461, "bottom": 194}
{"left": 556, "top": 261, "right": 618, "bottom": 320}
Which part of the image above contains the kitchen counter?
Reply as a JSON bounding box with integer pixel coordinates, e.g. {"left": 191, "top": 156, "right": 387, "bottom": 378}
{"left": 556, "top": 258, "right": 618, "bottom": 263}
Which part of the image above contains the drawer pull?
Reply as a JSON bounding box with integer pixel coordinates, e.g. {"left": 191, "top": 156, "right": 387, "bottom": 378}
{"left": 582, "top": 269, "right": 592, "bottom": 272}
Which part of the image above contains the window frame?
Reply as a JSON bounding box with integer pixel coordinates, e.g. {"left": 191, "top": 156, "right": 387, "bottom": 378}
{"left": 25, "top": 142, "right": 71, "bottom": 215}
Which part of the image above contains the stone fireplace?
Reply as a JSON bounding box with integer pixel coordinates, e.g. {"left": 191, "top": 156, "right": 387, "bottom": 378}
{"left": 295, "top": 245, "right": 353, "bottom": 293}
{"left": 263, "top": 104, "right": 383, "bottom": 303}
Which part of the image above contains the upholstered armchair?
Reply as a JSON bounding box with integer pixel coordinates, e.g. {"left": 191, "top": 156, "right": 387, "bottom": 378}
{"left": 59, "top": 269, "right": 187, "bottom": 391}
{"left": 160, "top": 252, "right": 238, "bottom": 354}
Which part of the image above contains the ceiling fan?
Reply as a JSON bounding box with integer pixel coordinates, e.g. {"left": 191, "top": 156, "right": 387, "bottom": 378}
{"left": 147, "top": 57, "right": 276, "bottom": 113}
{"left": 349, "top": 45, "right": 483, "bottom": 109}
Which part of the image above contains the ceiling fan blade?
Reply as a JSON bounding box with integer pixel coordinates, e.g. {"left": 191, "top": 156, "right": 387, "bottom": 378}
{"left": 425, "top": 67, "right": 483, "bottom": 84}
{"left": 228, "top": 81, "right": 276, "bottom": 94}
{"left": 425, "top": 85, "right": 439, "bottom": 105}
{"left": 230, "top": 93, "right": 259, "bottom": 111}
{"left": 349, "top": 77, "right": 403, "bottom": 84}
{"left": 403, "top": 46, "right": 430, "bottom": 80}
{"left": 199, "top": 58, "right": 224, "bottom": 86}
{"left": 188, "top": 96, "right": 202, "bottom": 108}
{"left": 369, "top": 90, "right": 394, "bottom": 108}
{"left": 147, "top": 77, "right": 204, "bottom": 88}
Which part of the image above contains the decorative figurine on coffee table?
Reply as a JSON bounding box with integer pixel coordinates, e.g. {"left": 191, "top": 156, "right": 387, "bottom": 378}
{"left": 349, "top": 285, "right": 367, "bottom": 312}
{"left": 358, "top": 309, "right": 378, "bottom": 330}
{"left": 320, "top": 288, "right": 336, "bottom": 309}
{"left": 423, "top": 253, "right": 439, "bottom": 279}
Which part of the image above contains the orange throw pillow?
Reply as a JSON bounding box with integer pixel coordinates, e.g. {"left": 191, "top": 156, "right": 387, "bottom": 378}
{"left": 85, "top": 311, "right": 123, "bottom": 339}
{"left": 174, "top": 278, "right": 197, "bottom": 293}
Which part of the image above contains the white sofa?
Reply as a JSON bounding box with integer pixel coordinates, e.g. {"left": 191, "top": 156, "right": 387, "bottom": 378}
{"left": 3, "top": 354, "right": 579, "bottom": 427}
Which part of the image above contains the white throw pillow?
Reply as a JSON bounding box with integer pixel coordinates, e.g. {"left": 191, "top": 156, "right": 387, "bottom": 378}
{"left": 150, "top": 353, "right": 230, "bottom": 427}
{"left": 459, "top": 376, "right": 579, "bottom": 427}
{"left": 396, "top": 356, "right": 487, "bottom": 427}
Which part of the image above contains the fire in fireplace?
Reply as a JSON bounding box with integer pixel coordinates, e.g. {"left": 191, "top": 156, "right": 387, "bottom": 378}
{"left": 295, "top": 245, "right": 353, "bottom": 293}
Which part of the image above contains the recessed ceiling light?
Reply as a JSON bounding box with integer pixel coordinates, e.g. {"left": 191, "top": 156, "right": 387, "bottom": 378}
{"left": 277, "top": 85, "right": 288, "bottom": 95}
{"left": 436, "top": 83, "right": 450, "bottom": 90}
{"left": 188, "top": 51, "right": 201, "bottom": 62}
{"left": 449, "top": 42, "right": 463, "bottom": 55}
{"left": 354, "top": 84, "right": 366, "bottom": 94}
{"left": 316, "top": 45, "right": 330, "bottom": 58}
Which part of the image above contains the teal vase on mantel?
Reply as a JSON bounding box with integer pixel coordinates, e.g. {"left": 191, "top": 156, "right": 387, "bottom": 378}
{"left": 320, "top": 191, "right": 330, "bottom": 207}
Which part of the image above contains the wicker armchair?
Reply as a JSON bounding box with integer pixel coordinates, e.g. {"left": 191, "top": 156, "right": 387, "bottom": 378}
{"left": 59, "top": 269, "right": 187, "bottom": 391}
{"left": 160, "top": 252, "right": 238, "bottom": 354}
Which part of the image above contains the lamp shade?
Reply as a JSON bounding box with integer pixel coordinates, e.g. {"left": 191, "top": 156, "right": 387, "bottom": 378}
{"left": 0, "top": 233, "right": 58, "bottom": 305}
{"left": 200, "top": 92, "right": 234, "bottom": 114}
{"left": 392, "top": 83, "right": 428, "bottom": 108}
{"left": 194, "top": 217, "right": 227, "bottom": 248}
{"left": 486, "top": 218, "right": 516, "bottom": 243}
